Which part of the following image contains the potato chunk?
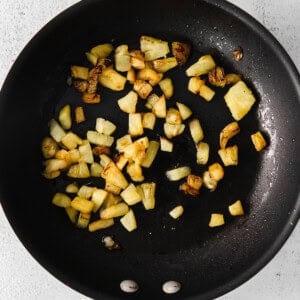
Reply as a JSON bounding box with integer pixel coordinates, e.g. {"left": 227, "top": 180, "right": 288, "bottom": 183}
{"left": 209, "top": 213, "right": 225, "bottom": 227}
{"left": 171, "top": 41, "right": 191, "bottom": 66}
{"left": 118, "top": 91, "right": 138, "bottom": 114}
{"left": 218, "top": 145, "right": 238, "bottom": 166}
{"left": 99, "top": 68, "right": 126, "bottom": 91}
{"left": 140, "top": 35, "right": 170, "bottom": 61}
{"left": 186, "top": 55, "right": 216, "bottom": 76}
{"left": 121, "top": 183, "right": 142, "bottom": 205}
{"left": 220, "top": 121, "right": 240, "bottom": 149}
{"left": 120, "top": 209, "right": 137, "bottom": 232}
{"left": 228, "top": 200, "right": 245, "bottom": 216}
{"left": 169, "top": 205, "right": 184, "bottom": 219}
{"left": 251, "top": 131, "right": 267, "bottom": 151}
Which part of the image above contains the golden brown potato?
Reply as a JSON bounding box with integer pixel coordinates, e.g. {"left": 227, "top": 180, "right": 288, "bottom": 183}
{"left": 179, "top": 182, "right": 200, "bottom": 196}
{"left": 251, "top": 131, "right": 267, "bottom": 151}
{"left": 75, "top": 106, "right": 86, "bottom": 124}
{"left": 220, "top": 121, "right": 240, "bottom": 149}
{"left": 208, "top": 66, "right": 226, "bottom": 87}
{"left": 82, "top": 93, "right": 101, "bottom": 104}
{"left": 133, "top": 79, "right": 153, "bottom": 99}
{"left": 171, "top": 41, "right": 191, "bottom": 66}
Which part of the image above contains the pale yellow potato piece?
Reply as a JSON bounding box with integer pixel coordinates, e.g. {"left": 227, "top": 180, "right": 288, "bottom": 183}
{"left": 152, "top": 57, "right": 178, "bottom": 73}
{"left": 90, "top": 43, "right": 113, "bottom": 58}
{"left": 188, "top": 77, "right": 205, "bottom": 94}
{"left": 71, "top": 197, "right": 94, "bottom": 214}
{"left": 88, "top": 218, "right": 114, "bottom": 232}
{"left": 218, "top": 145, "right": 238, "bottom": 166}
{"left": 169, "top": 205, "right": 184, "bottom": 219}
{"left": 52, "top": 193, "right": 71, "bottom": 208}
{"left": 199, "top": 84, "right": 215, "bottom": 101}
{"left": 251, "top": 131, "right": 267, "bottom": 151}
{"left": 118, "top": 91, "right": 138, "bottom": 114}
{"left": 176, "top": 102, "right": 192, "bottom": 120}
{"left": 228, "top": 200, "right": 245, "bottom": 216}
{"left": 166, "top": 166, "right": 191, "bottom": 181}
{"left": 160, "top": 136, "right": 173, "bottom": 152}
{"left": 141, "top": 141, "right": 160, "bottom": 168}
{"left": 128, "top": 113, "right": 144, "bottom": 137}
{"left": 209, "top": 213, "right": 225, "bottom": 227}
{"left": 101, "top": 162, "right": 128, "bottom": 189}
{"left": 158, "top": 77, "right": 174, "bottom": 99}
{"left": 196, "top": 142, "right": 209, "bottom": 165}
{"left": 61, "top": 132, "right": 82, "bottom": 150}
{"left": 121, "top": 183, "right": 142, "bottom": 205}
{"left": 120, "top": 209, "right": 137, "bottom": 232}
{"left": 186, "top": 55, "right": 216, "bottom": 76}
{"left": 58, "top": 104, "right": 72, "bottom": 130}
{"left": 189, "top": 118, "right": 204, "bottom": 144}
{"left": 100, "top": 203, "right": 129, "bottom": 219}
{"left": 67, "top": 162, "right": 90, "bottom": 178}
{"left": 142, "top": 112, "right": 156, "bottom": 130}
{"left": 140, "top": 35, "right": 170, "bottom": 61}
{"left": 99, "top": 68, "right": 126, "bottom": 91}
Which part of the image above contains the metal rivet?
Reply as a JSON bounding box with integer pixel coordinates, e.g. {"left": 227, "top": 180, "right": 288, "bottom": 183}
{"left": 120, "top": 279, "right": 139, "bottom": 293}
{"left": 162, "top": 280, "right": 181, "bottom": 294}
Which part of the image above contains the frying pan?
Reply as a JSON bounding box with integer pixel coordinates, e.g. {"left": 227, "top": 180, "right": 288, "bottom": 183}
{"left": 0, "top": 0, "right": 299, "bottom": 299}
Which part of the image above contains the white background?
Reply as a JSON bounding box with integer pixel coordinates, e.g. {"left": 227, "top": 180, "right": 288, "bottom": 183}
{"left": 0, "top": 0, "right": 299, "bottom": 299}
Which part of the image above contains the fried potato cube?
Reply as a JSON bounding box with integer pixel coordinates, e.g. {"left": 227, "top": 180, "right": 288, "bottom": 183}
{"left": 188, "top": 77, "right": 205, "bottom": 94}
{"left": 76, "top": 212, "right": 91, "bottom": 229}
{"left": 65, "top": 206, "right": 78, "bottom": 224}
{"left": 166, "top": 166, "right": 191, "bottom": 181}
{"left": 196, "top": 142, "right": 209, "bottom": 165}
{"left": 90, "top": 43, "right": 113, "bottom": 58}
{"left": 142, "top": 112, "right": 156, "bottom": 130}
{"left": 88, "top": 218, "right": 114, "bottom": 232}
{"left": 164, "top": 123, "right": 185, "bottom": 139}
{"left": 130, "top": 50, "right": 145, "bottom": 69}
{"left": 171, "top": 41, "right": 191, "bottom": 66}
{"left": 87, "top": 131, "right": 114, "bottom": 147}
{"left": 75, "top": 106, "right": 86, "bottom": 124}
{"left": 120, "top": 209, "right": 137, "bottom": 232}
{"left": 220, "top": 121, "right": 240, "bottom": 149}
{"left": 208, "top": 66, "right": 226, "bottom": 87}
{"left": 225, "top": 73, "right": 242, "bottom": 85}
{"left": 118, "top": 91, "right": 138, "bottom": 114}
{"left": 71, "top": 65, "right": 89, "bottom": 80}
{"left": 96, "top": 118, "right": 116, "bottom": 136}
{"left": 224, "top": 81, "right": 256, "bottom": 121}
{"left": 137, "top": 68, "right": 163, "bottom": 86}
{"left": 77, "top": 185, "right": 96, "bottom": 199}
{"left": 153, "top": 57, "right": 178, "bottom": 73}
{"left": 85, "top": 52, "right": 98, "bottom": 66}
{"left": 127, "top": 68, "right": 136, "bottom": 84}
{"left": 90, "top": 162, "right": 104, "bottom": 177}
{"left": 43, "top": 159, "right": 68, "bottom": 174}
{"left": 166, "top": 108, "right": 182, "bottom": 125}
{"left": 160, "top": 136, "right": 173, "bottom": 152}
{"left": 187, "top": 174, "right": 203, "bottom": 190}
{"left": 67, "top": 162, "right": 90, "bottom": 178}
{"left": 65, "top": 182, "right": 79, "bottom": 194}
{"left": 208, "top": 162, "right": 224, "bottom": 182}
{"left": 115, "top": 44, "right": 131, "bottom": 72}
{"left": 186, "top": 54, "right": 216, "bottom": 76}
{"left": 145, "top": 93, "right": 159, "bottom": 110}
{"left": 41, "top": 136, "right": 58, "bottom": 159}
{"left": 101, "top": 193, "right": 122, "bottom": 210}
{"left": 61, "top": 132, "right": 82, "bottom": 150}
{"left": 100, "top": 202, "right": 129, "bottom": 219}
{"left": 99, "top": 68, "right": 127, "bottom": 91}
{"left": 152, "top": 95, "right": 166, "bottom": 118}
{"left": 91, "top": 189, "right": 108, "bottom": 212}
{"left": 141, "top": 141, "right": 160, "bottom": 168}
{"left": 71, "top": 196, "right": 94, "bottom": 213}
{"left": 158, "top": 77, "right": 174, "bottom": 99}
{"left": 78, "top": 140, "right": 94, "bottom": 164}
{"left": 179, "top": 182, "right": 200, "bottom": 196}
{"left": 228, "top": 200, "right": 245, "bottom": 216}
{"left": 82, "top": 93, "right": 101, "bottom": 104}
{"left": 128, "top": 113, "right": 144, "bottom": 137}
{"left": 126, "top": 162, "right": 144, "bottom": 182}
{"left": 49, "top": 119, "right": 66, "bottom": 143}
{"left": 251, "top": 131, "right": 267, "bottom": 151}
{"left": 133, "top": 79, "right": 153, "bottom": 99}
{"left": 169, "top": 205, "right": 184, "bottom": 219}
{"left": 189, "top": 118, "right": 204, "bottom": 144}
{"left": 140, "top": 35, "right": 170, "bottom": 61}
{"left": 121, "top": 183, "right": 142, "bottom": 205}
{"left": 105, "top": 182, "right": 122, "bottom": 195}
{"left": 140, "top": 182, "right": 156, "bottom": 210}
{"left": 101, "top": 161, "right": 128, "bottom": 189}
{"left": 203, "top": 171, "right": 217, "bottom": 191}
{"left": 52, "top": 193, "right": 71, "bottom": 208}
{"left": 116, "top": 134, "right": 133, "bottom": 153}
{"left": 176, "top": 102, "right": 192, "bottom": 120}
{"left": 209, "top": 213, "right": 225, "bottom": 227}
{"left": 218, "top": 145, "right": 238, "bottom": 166}
{"left": 199, "top": 84, "right": 215, "bottom": 101}
{"left": 58, "top": 104, "right": 72, "bottom": 130}
{"left": 115, "top": 154, "right": 129, "bottom": 170}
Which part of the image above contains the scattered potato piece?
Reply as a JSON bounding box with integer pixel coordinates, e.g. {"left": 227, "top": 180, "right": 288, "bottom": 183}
{"left": 58, "top": 104, "right": 72, "bottom": 130}
{"left": 115, "top": 44, "right": 131, "bottom": 72}
{"left": 87, "top": 131, "right": 114, "bottom": 147}
{"left": 118, "top": 91, "right": 138, "bottom": 114}
{"left": 164, "top": 123, "right": 185, "bottom": 139}
{"left": 152, "top": 95, "right": 166, "bottom": 118}
{"left": 140, "top": 182, "right": 156, "bottom": 210}
{"left": 49, "top": 119, "right": 66, "bottom": 143}
{"left": 61, "top": 132, "right": 82, "bottom": 150}
{"left": 116, "top": 134, "right": 133, "bottom": 153}
{"left": 96, "top": 118, "right": 116, "bottom": 136}
{"left": 228, "top": 200, "right": 244, "bottom": 216}
{"left": 158, "top": 77, "right": 174, "bottom": 99}
{"left": 52, "top": 193, "right": 71, "bottom": 208}
{"left": 77, "top": 185, "right": 95, "bottom": 199}
{"left": 141, "top": 141, "right": 160, "bottom": 168}
{"left": 145, "top": 93, "right": 159, "bottom": 110}
{"left": 153, "top": 57, "right": 178, "bottom": 73}
{"left": 224, "top": 81, "right": 256, "bottom": 121}
{"left": 101, "top": 162, "right": 128, "bottom": 189}
{"left": 115, "top": 154, "right": 128, "bottom": 170}
{"left": 90, "top": 162, "right": 104, "bottom": 177}
{"left": 133, "top": 79, "right": 153, "bottom": 99}
{"left": 88, "top": 218, "right": 114, "bottom": 232}
{"left": 65, "top": 182, "right": 79, "bottom": 194}
{"left": 225, "top": 73, "right": 242, "bottom": 85}
{"left": 209, "top": 213, "right": 225, "bottom": 227}
{"left": 218, "top": 145, "right": 238, "bottom": 166}
{"left": 169, "top": 205, "right": 184, "bottom": 219}
{"left": 128, "top": 113, "right": 144, "bottom": 137}
{"left": 140, "top": 35, "right": 170, "bottom": 61}
{"left": 90, "top": 43, "right": 113, "bottom": 58}
{"left": 71, "top": 65, "right": 89, "bottom": 80}
{"left": 196, "top": 142, "right": 209, "bottom": 165}
{"left": 208, "top": 163, "right": 224, "bottom": 182}
{"left": 85, "top": 52, "right": 98, "bottom": 66}
{"left": 67, "top": 162, "right": 90, "bottom": 178}
{"left": 166, "top": 108, "right": 182, "bottom": 125}
{"left": 41, "top": 136, "right": 58, "bottom": 159}
{"left": 208, "top": 66, "right": 226, "bottom": 87}
{"left": 100, "top": 202, "right": 129, "bottom": 219}
{"left": 71, "top": 197, "right": 94, "bottom": 213}
{"left": 99, "top": 68, "right": 127, "bottom": 91}
{"left": 100, "top": 154, "right": 112, "bottom": 167}
{"left": 199, "top": 84, "right": 215, "bottom": 101}
{"left": 186, "top": 55, "right": 216, "bottom": 76}
{"left": 187, "top": 174, "right": 203, "bottom": 190}
{"left": 82, "top": 92, "right": 101, "bottom": 104}
{"left": 127, "top": 68, "right": 136, "bottom": 84}
{"left": 171, "top": 41, "right": 191, "bottom": 66}
{"left": 76, "top": 212, "right": 91, "bottom": 229}
{"left": 160, "top": 136, "right": 173, "bottom": 152}
{"left": 91, "top": 189, "right": 108, "bottom": 212}
{"left": 105, "top": 182, "right": 122, "bottom": 195}
{"left": 179, "top": 182, "right": 199, "bottom": 196}
{"left": 120, "top": 209, "right": 137, "bottom": 232}
{"left": 142, "top": 112, "right": 156, "bottom": 130}
{"left": 166, "top": 166, "right": 191, "bottom": 181}
{"left": 126, "top": 162, "right": 144, "bottom": 182}
{"left": 75, "top": 106, "right": 86, "bottom": 124}
{"left": 65, "top": 206, "right": 78, "bottom": 224}
{"left": 78, "top": 140, "right": 94, "bottom": 164}
{"left": 188, "top": 77, "right": 205, "bottom": 94}
{"left": 43, "top": 159, "right": 68, "bottom": 174}
{"left": 121, "top": 183, "right": 142, "bottom": 205}
{"left": 203, "top": 171, "right": 218, "bottom": 191}
{"left": 220, "top": 121, "right": 240, "bottom": 149}
{"left": 137, "top": 68, "right": 163, "bottom": 86}
{"left": 189, "top": 118, "right": 204, "bottom": 144}
{"left": 130, "top": 50, "right": 145, "bottom": 69}
{"left": 176, "top": 102, "right": 192, "bottom": 120}
{"left": 251, "top": 131, "right": 267, "bottom": 151}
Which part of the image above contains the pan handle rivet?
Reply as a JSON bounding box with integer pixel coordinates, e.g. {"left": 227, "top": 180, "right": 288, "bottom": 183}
{"left": 120, "top": 279, "right": 139, "bottom": 293}
{"left": 162, "top": 280, "right": 181, "bottom": 294}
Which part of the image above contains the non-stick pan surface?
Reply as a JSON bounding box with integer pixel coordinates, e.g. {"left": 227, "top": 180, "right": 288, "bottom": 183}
{"left": 0, "top": 0, "right": 299, "bottom": 299}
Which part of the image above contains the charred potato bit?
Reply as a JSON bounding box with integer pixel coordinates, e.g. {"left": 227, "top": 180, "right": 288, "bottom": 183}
{"left": 179, "top": 182, "right": 200, "bottom": 196}
{"left": 87, "top": 65, "right": 102, "bottom": 94}
{"left": 75, "top": 106, "right": 86, "bottom": 124}
{"left": 171, "top": 41, "right": 191, "bottom": 66}
{"left": 208, "top": 66, "right": 226, "bottom": 87}
{"left": 187, "top": 174, "right": 203, "bottom": 190}
{"left": 41, "top": 136, "right": 58, "bottom": 159}
{"left": 220, "top": 121, "right": 240, "bottom": 149}
{"left": 92, "top": 146, "right": 111, "bottom": 156}
{"left": 73, "top": 80, "right": 88, "bottom": 93}
{"left": 82, "top": 93, "right": 101, "bottom": 104}
{"left": 251, "top": 131, "right": 267, "bottom": 151}
{"left": 225, "top": 73, "right": 242, "bottom": 85}
{"left": 232, "top": 46, "right": 243, "bottom": 61}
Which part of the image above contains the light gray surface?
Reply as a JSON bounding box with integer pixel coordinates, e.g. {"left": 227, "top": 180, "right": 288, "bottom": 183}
{"left": 0, "top": 0, "right": 299, "bottom": 299}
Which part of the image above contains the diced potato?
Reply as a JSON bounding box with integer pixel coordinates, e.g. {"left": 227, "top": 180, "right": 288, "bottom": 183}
{"left": 65, "top": 206, "right": 78, "bottom": 224}
{"left": 160, "top": 136, "right": 173, "bottom": 152}
{"left": 208, "top": 162, "right": 224, "bottom": 182}
{"left": 99, "top": 154, "right": 112, "bottom": 168}
{"left": 145, "top": 93, "right": 160, "bottom": 110}
{"left": 133, "top": 79, "right": 153, "bottom": 99}
{"left": 91, "top": 160, "right": 105, "bottom": 174}
{"left": 166, "top": 108, "right": 182, "bottom": 125}
{"left": 121, "top": 183, "right": 142, "bottom": 205}
{"left": 87, "top": 130, "right": 114, "bottom": 147}
{"left": 41, "top": 136, "right": 58, "bottom": 159}
{"left": 90, "top": 43, "right": 113, "bottom": 58}
{"left": 199, "top": 84, "right": 215, "bottom": 101}
{"left": 137, "top": 68, "right": 163, "bottom": 86}
{"left": 141, "top": 140, "right": 160, "bottom": 168}
{"left": 129, "top": 50, "right": 145, "bottom": 69}
{"left": 228, "top": 200, "right": 245, "bottom": 216}
{"left": 152, "top": 95, "right": 166, "bottom": 118}
{"left": 188, "top": 76, "right": 205, "bottom": 94}
{"left": 189, "top": 118, "right": 204, "bottom": 144}
{"left": 78, "top": 140, "right": 94, "bottom": 164}
{"left": 88, "top": 218, "right": 114, "bottom": 232}
{"left": 86, "top": 65, "right": 102, "bottom": 94}
{"left": 158, "top": 77, "right": 174, "bottom": 99}
{"left": 49, "top": 119, "right": 66, "bottom": 143}
{"left": 225, "top": 73, "right": 242, "bottom": 85}
{"left": 76, "top": 212, "right": 91, "bottom": 229}
{"left": 208, "top": 66, "right": 226, "bottom": 87}
{"left": 96, "top": 118, "right": 116, "bottom": 136}
{"left": 85, "top": 52, "right": 98, "bottom": 66}
{"left": 126, "top": 162, "right": 144, "bottom": 182}
{"left": 52, "top": 193, "right": 71, "bottom": 208}
{"left": 209, "top": 213, "right": 225, "bottom": 227}
{"left": 92, "top": 146, "right": 111, "bottom": 156}
{"left": 251, "top": 131, "right": 267, "bottom": 152}
{"left": 171, "top": 41, "right": 191, "bottom": 66}
{"left": 116, "top": 134, "right": 133, "bottom": 153}
{"left": 69, "top": 149, "right": 81, "bottom": 163}
{"left": 140, "top": 35, "right": 170, "bottom": 61}
{"left": 61, "top": 132, "right": 82, "bottom": 150}
{"left": 71, "top": 65, "right": 89, "bottom": 80}
{"left": 141, "top": 182, "right": 156, "bottom": 210}
{"left": 55, "top": 149, "right": 72, "bottom": 164}
{"left": 224, "top": 81, "right": 256, "bottom": 121}
{"left": 75, "top": 106, "right": 86, "bottom": 124}
{"left": 179, "top": 182, "right": 199, "bottom": 196}
{"left": 120, "top": 209, "right": 137, "bottom": 232}
{"left": 186, "top": 54, "right": 216, "bottom": 76}
{"left": 58, "top": 104, "right": 72, "bottom": 130}
{"left": 166, "top": 166, "right": 191, "bottom": 181}
{"left": 78, "top": 185, "right": 95, "bottom": 199}
{"left": 196, "top": 142, "right": 209, "bottom": 165}
{"left": 127, "top": 68, "right": 136, "bottom": 84}
{"left": 128, "top": 113, "right": 144, "bottom": 137}
{"left": 187, "top": 174, "right": 203, "bottom": 190}
{"left": 142, "top": 112, "right": 156, "bottom": 130}
{"left": 101, "top": 161, "right": 128, "bottom": 189}
{"left": 152, "top": 57, "right": 178, "bottom": 73}
{"left": 100, "top": 202, "right": 129, "bottom": 219}
{"left": 115, "top": 154, "right": 128, "bottom": 170}
{"left": 218, "top": 145, "right": 238, "bottom": 166}
{"left": 67, "top": 162, "right": 90, "bottom": 178}
{"left": 123, "top": 138, "right": 148, "bottom": 164}
{"left": 42, "top": 170, "right": 60, "bottom": 179}
{"left": 82, "top": 93, "right": 101, "bottom": 104}
{"left": 105, "top": 181, "right": 122, "bottom": 195}
{"left": 118, "top": 91, "right": 138, "bottom": 114}
{"left": 176, "top": 102, "right": 192, "bottom": 120}
{"left": 71, "top": 197, "right": 94, "bottom": 213}
{"left": 169, "top": 205, "right": 184, "bottom": 219}
{"left": 220, "top": 121, "right": 240, "bottom": 149}
{"left": 101, "top": 193, "right": 122, "bottom": 210}
{"left": 115, "top": 44, "right": 131, "bottom": 72}
{"left": 91, "top": 189, "right": 108, "bottom": 212}
{"left": 43, "top": 159, "right": 68, "bottom": 173}
{"left": 65, "top": 182, "right": 79, "bottom": 194}
{"left": 99, "top": 68, "right": 127, "bottom": 91}
{"left": 164, "top": 123, "right": 185, "bottom": 139}
{"left": 203, "top": 171, "right": 217, "bottom": 191}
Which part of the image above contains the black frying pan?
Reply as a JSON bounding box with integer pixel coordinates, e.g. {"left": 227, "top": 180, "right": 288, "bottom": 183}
{"left": 0, "top": 0, "right": 299, "bottom": 299}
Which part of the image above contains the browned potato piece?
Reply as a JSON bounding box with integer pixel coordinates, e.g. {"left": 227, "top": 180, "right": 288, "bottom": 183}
{"left": 92, "top": 146, "right": 111, "bottom": 156}
{"left": 152, "top": 57, "right": 178, "bottom": 73}
{"left": 208, "top": 163, "right": 224, "bottom": 182}
{"left": 186, "top": 55, "right": 216, "bottom": 77}
{"left": 101, "top": 162, "right": 128, "bottom": 189}
{"left": 127, "top": 68, "right": 136, "bottom": 84}
{"left": 88, "top": 219, "right": 114, "bottom": 232}
{"left": 82, "top": 93, "right": 101, "bottom": 104}
{"left": 218, "top": 145, "right": 238, "bottom": 166}
{"left": 130, "top": 50, "right": 145, "bottom": 69}
{"left": 41, "top": 136, "right": 58, "bottom": 159}
{"left": 137, "top": 68, "right": 163, "bottom": 86}
{"left": 179, "top": 182, "right": 199, "bottom": 196}
{"left": 71, "top": 65, "right": 89, "bottom": 80}
{"left": 166, "top": 108, "right": 182, "bottom": 125}
{"left": 171, "top": 41, "right": 191, "bottom": 66}
{"left": 228, "top": 200, "right": 244, "bottom": 216}
{"left": 73, "top": 80, "right": 88, "bottom": 93}
{"left": 133, "top": 79, "right": 153, "bottom": 99}
{"left": 208, "top": 66, "right": 226, "bottom": 87}
{"left": 251, "top": 131, "right": 267, "bottom": 151}
{"left": 188, "top": 77, "right": 205, "bottom": 94}
{"left": 187, "top": 174, "right": 203, "bottom": 190}
{"left": 87, "top": 65, "right": 102, "bottom": 94}
{"left": 140, "top": 35, "right": 170, "bottom": 61}
{"left": 225, "top": 73, "right": 242, "bottom": 85}
{"left": 220, "top": 121, "right": 240, "bottom": 149}
{"left": 75, "top": 106, "right": 86, "bottom": 124}
{"left": 99, "top": 68, "right": 127, "bottom": 91}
